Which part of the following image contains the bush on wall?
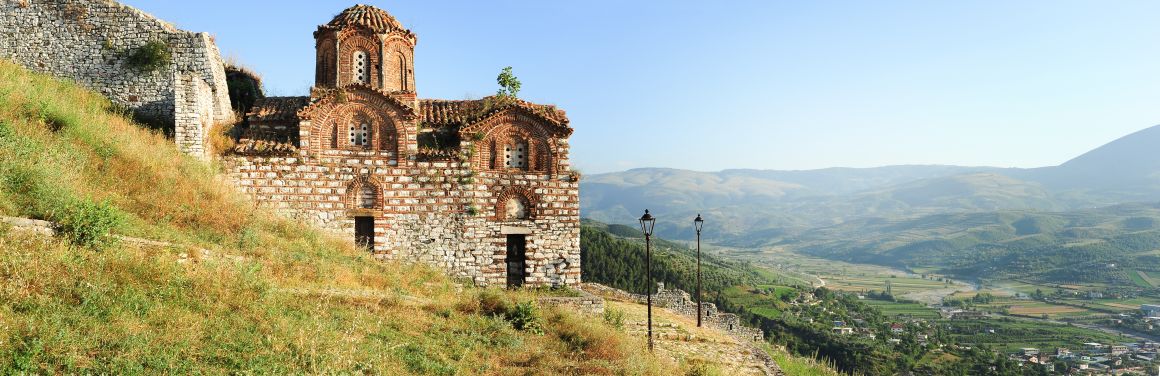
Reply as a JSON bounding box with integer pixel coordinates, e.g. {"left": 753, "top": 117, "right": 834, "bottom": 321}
{"left": 126, "top": 40, "right": 171, "bottom": 72}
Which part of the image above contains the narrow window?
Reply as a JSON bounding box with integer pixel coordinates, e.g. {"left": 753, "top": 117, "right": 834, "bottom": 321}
{"left": 399, "top": 55, "right": 408, "bottom": 90}
{"left": 353, "top": 51, "right": 369, "bottom": 84}
{"left": 488, "top": 141, "right": 498, "bottom": 169}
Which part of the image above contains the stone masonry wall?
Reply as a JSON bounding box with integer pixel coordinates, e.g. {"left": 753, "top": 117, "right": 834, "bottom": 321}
{"left": 536, "top": 289, "right": 604, "bottom": 315}
{"left": 0, "top": 0, "right": 233, "bottom": 158}
{"left": 583, "top": 282, "right": 765, "bottom": 342}
{"left": 223, "top": 154, "right": 581, "bottom": 287}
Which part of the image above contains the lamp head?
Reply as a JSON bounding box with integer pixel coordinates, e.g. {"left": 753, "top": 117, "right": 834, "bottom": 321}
{"left": 639, "top": 209, "right": 656, "bottom": 236}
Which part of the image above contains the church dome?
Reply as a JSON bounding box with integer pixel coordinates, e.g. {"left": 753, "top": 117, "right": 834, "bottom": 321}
{"left": 327, "top": 4, "right": 407, "bottom": 34}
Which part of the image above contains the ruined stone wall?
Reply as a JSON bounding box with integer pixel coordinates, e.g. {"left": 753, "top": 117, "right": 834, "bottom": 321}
{"left": 583, "top": 283, "right": 765, "bottom": 342}
{"left": 536, "top": 290, "right": 604, "bottom": 315}
{"left": 223, "top": 154, "right": 581, "bottom": 287}
{"left": 0, "top": 0, "right": 233, "bottom": 158}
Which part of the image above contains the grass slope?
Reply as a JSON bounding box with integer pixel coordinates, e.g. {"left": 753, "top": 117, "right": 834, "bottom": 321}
{"left": 0, "top": 60, "right": 674, "bottom": 374}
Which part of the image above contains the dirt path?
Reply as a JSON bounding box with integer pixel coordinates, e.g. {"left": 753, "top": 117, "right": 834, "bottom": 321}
{"left": 606, "top": 300, "right": 782, "bottom": 375}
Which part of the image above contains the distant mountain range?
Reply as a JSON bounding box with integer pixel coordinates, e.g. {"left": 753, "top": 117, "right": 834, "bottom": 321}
{"left": 582, "top": 124, "right": 1160, "bottom": 241}
{"left": 581, "top": 125, "right": 1160, "bottom": 278}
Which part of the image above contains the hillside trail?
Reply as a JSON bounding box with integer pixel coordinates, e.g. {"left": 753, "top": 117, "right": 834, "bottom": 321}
{"left": 601, "top": 300, "right": 784, "bottom": 375}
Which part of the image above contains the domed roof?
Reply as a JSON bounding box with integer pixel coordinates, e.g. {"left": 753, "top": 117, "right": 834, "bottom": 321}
{"left": 326, "top": 4, "right": 407, "bottom": 34}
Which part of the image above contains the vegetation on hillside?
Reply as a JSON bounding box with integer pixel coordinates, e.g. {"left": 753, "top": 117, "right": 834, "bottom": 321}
{"left": 581, "top": 220, "right": 874, "bottom": 374}
{"left": 580, "top": 220, "right": 1120, "bottom": 375}
{"left": 789, "top": 203, "right": 1160, "bottom": 286}
{"left": 580, "top": 219, "right": 775, "bottom": 295}
{"left": 0, "top": 60, "right": 677, "bottom": 374}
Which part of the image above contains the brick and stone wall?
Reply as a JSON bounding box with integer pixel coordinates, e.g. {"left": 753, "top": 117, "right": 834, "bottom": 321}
{"left": 0, "top": 0, "right": 233, "bottom": 158}
{"left": 223, "top": 154, "right": 581, "bottom": 287}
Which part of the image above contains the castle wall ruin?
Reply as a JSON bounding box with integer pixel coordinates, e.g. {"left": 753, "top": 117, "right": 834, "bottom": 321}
{"left": 0, "top": 0, "right": 233, "bottom": 158}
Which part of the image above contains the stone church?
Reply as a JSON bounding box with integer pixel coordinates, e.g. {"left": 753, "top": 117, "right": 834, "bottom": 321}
{"left": 224, "top": 5, "right": 580, "bottom": 287}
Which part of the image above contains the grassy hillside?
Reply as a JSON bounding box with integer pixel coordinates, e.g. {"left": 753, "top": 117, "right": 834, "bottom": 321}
{"left": 0, "top": 60, "right": 678, "bottom": 374}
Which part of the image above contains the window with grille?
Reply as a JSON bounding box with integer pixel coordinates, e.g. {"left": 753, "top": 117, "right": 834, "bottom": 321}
{"left": 349, "top": 122, "right": 369, "bottom": 147}
{"left": 504, "top": 142, "right": 528, "bottom": 169}
{"left": 353, "top": 51, "right": 369, "bottom": 84}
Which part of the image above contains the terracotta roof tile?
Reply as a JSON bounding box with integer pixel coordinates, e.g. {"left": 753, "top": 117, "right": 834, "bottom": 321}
{"left": 326, "top": 4, "right": 407, "bottom": 34}
{"left": 418, "top": 97, "right": 570, "bottom": 129}
{"left": 419, "top": 99, "right": 485, "bottom": 126}
{"left": 247, "top": 96, "right": 309, "bottom": 124}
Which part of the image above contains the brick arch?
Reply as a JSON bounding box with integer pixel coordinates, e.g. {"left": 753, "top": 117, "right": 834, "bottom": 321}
{"left": 317, "top": 102, "right": 397, "bottom": 154}
{"left": 345, "top": 175, "right": 384, "bottom": 210}
{"left": 494, "top": 186, "right": 538, "bottom": 220}
{"left": 315, "top": 35, "right": 337, "bottom": 87}
{"left": 383, "top": 39, "right": 414, "bottom": 92}
{"left": 337, "top": 32, "right": 381, "bottom": 87}
{"left": 303, "top": 89, "right": 411, "bottom": 159}
{"left": 472, "top": 117, "right": 554, "bottom": 173}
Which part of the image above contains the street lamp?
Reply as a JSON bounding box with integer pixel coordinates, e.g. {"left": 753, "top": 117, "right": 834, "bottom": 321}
{"left": 694, "top": 213, "right": 704, "bottom": 327}
{"left": 639, "top": 209, "right": 656, "bottom": 352}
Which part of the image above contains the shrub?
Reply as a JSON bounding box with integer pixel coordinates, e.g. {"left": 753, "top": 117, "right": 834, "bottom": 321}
{"left": 208, "top": 122, "right": 238, "bottom": 156}
{"left": 549, "top": 310, "right": 626, "bottom": 360}
{"left": 472, "top": 290, "right": 543, "bottom": 334}
{"left": 509, "top": 300, "right": 544, "bottom": 334}
{"left": 476, "top": 289, "right": 512, "bottom": 317}
{"left": 683, "top": 358, "right": 724, "bottom": 376}
{"left": 237, "top": 224, "right": 259, "bottom": 251}
{"left": 603, "top": 307, "right": 626, "bottom": 330}
{"left": 56, "top": 199, "right": 122, "bottom": 249}
{"left": 126, "top": 41, "right": 171, "bottom": 72}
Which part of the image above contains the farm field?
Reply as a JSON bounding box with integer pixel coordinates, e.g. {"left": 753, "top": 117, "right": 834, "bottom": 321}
{"left": 1130, "top": 270, "right": 1158, "bottom": 288}
{"left": 943, "top": 318, "right": 1125, "bottom": 353}
{"left": 719, "top": 246, "right": 971, "bottom": 301}
{"left": 861, "top": 300, "right": 940, "bottom": 319}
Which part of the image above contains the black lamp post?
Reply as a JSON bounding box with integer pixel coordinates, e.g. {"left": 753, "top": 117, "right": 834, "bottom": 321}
{"left": 639, "top": 209, "right": 656, "bottom": 352}
{"left": 694, "top": 213, "right": 704, "bottom": 327}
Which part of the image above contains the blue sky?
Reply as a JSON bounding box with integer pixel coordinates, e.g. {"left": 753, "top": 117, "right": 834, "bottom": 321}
{"left": 123, "top": 1, "right": 1160, "bottom": 174}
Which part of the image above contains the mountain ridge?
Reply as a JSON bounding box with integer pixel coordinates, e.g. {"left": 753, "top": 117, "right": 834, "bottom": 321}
{"left": 582, "top": 124, "right": 1160, "bottom": 243}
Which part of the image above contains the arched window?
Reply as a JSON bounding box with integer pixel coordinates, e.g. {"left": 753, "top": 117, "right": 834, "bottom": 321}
{"left": 504, "top": 196, "right": 529, "bottom": 220}
{"left": 353, "top": 50, "right": 369, "bottom": 84}
{"left": 357, "top": 183, "right": 376, "bottom": 209}
{"left": 316, "top": 43, "right": 336, "bottom": 87}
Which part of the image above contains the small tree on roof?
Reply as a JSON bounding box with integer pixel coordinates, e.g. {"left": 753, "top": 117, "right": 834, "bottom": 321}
{"left": 496, "top": 66, "right": 521, "bottom": 98}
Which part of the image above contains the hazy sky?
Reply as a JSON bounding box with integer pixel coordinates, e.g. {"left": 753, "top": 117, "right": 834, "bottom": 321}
{"left": 122, "top": 1, "right": 1160, "bottom": 174}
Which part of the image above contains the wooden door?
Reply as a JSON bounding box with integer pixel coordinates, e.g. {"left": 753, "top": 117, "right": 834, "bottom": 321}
{"left": 506, "top": 235, "right": 526, "bottom": 288}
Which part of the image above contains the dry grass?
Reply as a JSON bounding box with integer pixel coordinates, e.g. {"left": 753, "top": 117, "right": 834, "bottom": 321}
{"left": 0, "top": 59, "right": 686, "bottom": 374}
{"left": 206, "top": 120, "right": 237, "bottom": 157}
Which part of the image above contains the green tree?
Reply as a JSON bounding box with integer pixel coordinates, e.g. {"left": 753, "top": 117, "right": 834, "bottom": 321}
{"left": 496, "top": 66, "right": 521, "bottom": 98}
